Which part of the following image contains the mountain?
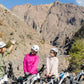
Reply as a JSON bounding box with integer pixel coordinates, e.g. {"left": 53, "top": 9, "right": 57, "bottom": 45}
{"left": 11, "top": 3, "right": 53, "bottom": 33}
{"left": 11, "top": 1, "right": 84, "bottom": 53}
{"left": 0, "top": 4, "right": 41, "bottom": 76}
{"left": 0, "top": 4, "right": 68, "bottom": 77}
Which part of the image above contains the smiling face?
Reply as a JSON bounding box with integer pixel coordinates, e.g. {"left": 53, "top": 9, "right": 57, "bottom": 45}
{"left": 31, "top": 49, "right": 37, "bottom": 55}
{"left": 50, "top": 50, "right": 55, "bottom": 57}
{"left": 0, "top": 47, "right": 6, "bottom": 53}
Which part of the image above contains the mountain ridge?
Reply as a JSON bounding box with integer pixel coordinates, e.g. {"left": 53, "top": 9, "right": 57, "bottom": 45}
{"left": 0, "top": 1, "right": 84, "bottom": 77}
{"left": 0, "top": 3, "right": 69, "bottom": 77}
{"left": 11, "top": 1, "right": 84, "bottom": 54}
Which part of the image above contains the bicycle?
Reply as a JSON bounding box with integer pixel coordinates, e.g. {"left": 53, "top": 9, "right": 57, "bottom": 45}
{"left": 33, "top": 71, "right": 70, "bottom": 84}
{"left": 11, "top": 64, "right": 46, "bottom": 84}
{"left": 0, "top": 62, "right": 14, "bottom": 84}
{"left": 66, "top": 64, "right": 84, "bottom": 84}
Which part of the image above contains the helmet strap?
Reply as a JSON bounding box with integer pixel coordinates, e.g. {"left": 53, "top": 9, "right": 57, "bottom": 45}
{"left": 30, "top": 52, "right": 37, "bottom": 56}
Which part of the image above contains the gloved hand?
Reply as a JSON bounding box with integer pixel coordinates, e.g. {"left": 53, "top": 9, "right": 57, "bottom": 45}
{"left": 25, "top": 72, "right": 29, "bottom": 75}
{"left": 11, "top": 40, "right": 16, "bottom": 45}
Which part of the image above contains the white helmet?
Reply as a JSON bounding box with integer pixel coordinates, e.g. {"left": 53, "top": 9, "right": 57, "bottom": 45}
{"left": 0, "top": 41, "right": 6, "bottom": 48}
{"left": 51, "top": 48, "right": 58, "bottom": 53}
{"left": 31, "top": 45, "right": 39, "bottom": 52}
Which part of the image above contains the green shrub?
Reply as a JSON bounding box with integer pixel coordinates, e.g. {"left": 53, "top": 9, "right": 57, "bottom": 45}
{"left": 69, "top": 39, "right": 84, "bottom": 71}
{"left": 15, "top": 42, "right": 19, "bottom": 45}
{"left": 6, "top": 41, "right": 12, "bottom": 48}
{"left": 68, "top": 21, "right": 84, "bottom": 72}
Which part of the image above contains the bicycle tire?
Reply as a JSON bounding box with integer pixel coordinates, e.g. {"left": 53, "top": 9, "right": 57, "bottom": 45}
{"left": 11, "top": 81, "right": 22, "bottom": 84}
{"left": 61, "top": 77, "right": 71, "bottom": 84}
{"left": 33, "top": 79, "right": 47, "bottom": 84}
{"left": 78, "top": 75, "right": 84, "bottom": 84}
{"left": 78, "top": 79, "right": 84, "bottom": 84}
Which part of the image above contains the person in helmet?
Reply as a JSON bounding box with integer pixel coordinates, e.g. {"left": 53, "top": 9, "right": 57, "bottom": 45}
{"left": 46, "top": 48, "right": 59, "bottom": 78}
{"left": 0, "top": 40, "right": 16, "bottom": 77}
{"left": 23, "top": 45, "right": 39, "bottom": 75}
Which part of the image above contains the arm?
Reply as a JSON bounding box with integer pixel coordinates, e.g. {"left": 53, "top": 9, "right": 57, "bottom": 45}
{"left": 3, "top": 40, "right": 15, "bottom": 56}
{"left": 23, "top": 55, "right": 27, "bottom": 73}
{"left": 8, "top": 45, "right": 14, "bottom": 51}
{"left": 51, "top": 58, "right": 59, "bottom": 75}
{"left": 46, "top": 57, "right": 50, "bottom": 75}
{"left": 30, "top": 56, "right": 39, "bottom": 74}
{"left": 8, "top": 40, "right": 16, "bottom": 51}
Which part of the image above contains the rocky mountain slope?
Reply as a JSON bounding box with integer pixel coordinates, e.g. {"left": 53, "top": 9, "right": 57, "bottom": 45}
{"left": 11, "top": 1, "right": 84, "bottom": 54}
{"left": 0, "top": 4, "right": 40, "bottom": 76}
{"left": 0, "top": 4, "right": 68, "bottom": 77}
{"left": 11, "top": 3, "right": 53, "bottom": 33}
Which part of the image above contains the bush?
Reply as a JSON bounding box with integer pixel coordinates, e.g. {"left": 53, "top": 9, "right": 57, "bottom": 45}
{"left": 6, "top": 41, "right": 12, "bottom": 48}
{"left": 68, "top": 21, "right": 84, "bottom": 72}
{"left": 68, "top": 39, "right": 84, "bottom": 71}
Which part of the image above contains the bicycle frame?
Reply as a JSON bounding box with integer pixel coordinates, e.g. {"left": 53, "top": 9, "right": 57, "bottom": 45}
{"left": 59, "top": 72, "right": 69, "bottom": 84}
{"left": 66, "top": 70, "right": 84, "bottom": 84}
{"left": 12, "top": 64, "right": 45, "bottom": 84}
{"left": 22, "top": 73, "right": 40, "bottom": 84}
{"left": 0, "top": 74, "right": 8, "bottom": 84}
{"left": 0, "top": 62, "right": 14, "bottom": 84}
{"left": 38, "top": 72, "right": 70, "bottom": 84}
{"left": 75, "top": 70, "right": 84, "bottom": 81}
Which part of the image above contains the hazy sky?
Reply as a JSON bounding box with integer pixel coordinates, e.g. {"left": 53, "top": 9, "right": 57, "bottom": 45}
{"left": 0, "top": 0, "right": 83, "bottom": 9}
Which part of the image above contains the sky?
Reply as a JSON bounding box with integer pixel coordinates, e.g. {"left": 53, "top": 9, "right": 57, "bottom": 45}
{"left": 0, "top": 0, "right": 84, "bottom": 9}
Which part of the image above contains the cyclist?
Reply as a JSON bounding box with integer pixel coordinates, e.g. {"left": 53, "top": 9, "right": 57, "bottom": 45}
{"left": 23, "top": 45, "right": 39, "bottom": 76}
{"left": 0, "top": 40, "right": 16, "bottom": 78}
{"left": 46, "top": 48, "right": 59, "bottom": 78}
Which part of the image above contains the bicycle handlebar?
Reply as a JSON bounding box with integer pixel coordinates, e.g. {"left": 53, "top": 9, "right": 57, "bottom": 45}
{"left": 81, "top": 64, "right": 84, "bottom": 69}
{"left": 37, "top": 64, "right": 45, "bottom": 74}
{"left": 13, "top": 64, "right": 46, "bottom": 83}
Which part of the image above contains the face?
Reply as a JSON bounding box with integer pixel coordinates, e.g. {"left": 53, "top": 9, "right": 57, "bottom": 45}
{"left": 0, "top": 49, "right": 1, "bottom": 53}
{"left": 31, "top": 49, "right": 37, "bottom": 55}
{"left": 50, "top": 50, "right": 55, "bottom": 57}
{"left": 1, "top": 47, "right": 6, "bottom": 53}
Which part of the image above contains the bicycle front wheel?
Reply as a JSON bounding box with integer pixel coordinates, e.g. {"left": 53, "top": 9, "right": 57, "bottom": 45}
{"left": 33, "top": 79, "right": 47, "bottom": 84}
{"left": 78, "top": 79, "right": 84, "bottom": 84}
{"left": 61, "top": 77, "right": 71, "bottom": 84}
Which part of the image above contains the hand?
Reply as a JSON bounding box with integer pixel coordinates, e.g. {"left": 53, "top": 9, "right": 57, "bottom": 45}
{"left": 25, "top": 72, "right": 29, "bottom": 75}
{"left": 46, "top": 74, "right": 52, "bottom": 77}
{"left": 11, "top": 40, "right": 16, "bottom": 45}
{"left": 48, "top": 74, "right": 52, "bottom": 77}
{"left": 46, "top": 74, "right": 49, "bottom": 77}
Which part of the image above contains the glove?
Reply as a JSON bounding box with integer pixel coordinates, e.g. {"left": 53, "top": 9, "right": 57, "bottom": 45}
{"left": 25, "top": 72, "right": 29, "bottom": 75}
{"left": 11, "top": 40, "right": 16, "bottom": 45}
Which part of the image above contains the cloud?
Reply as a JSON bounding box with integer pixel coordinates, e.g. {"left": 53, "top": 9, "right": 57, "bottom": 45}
{"left": 76, "top": 0, "right": 84, "bottom": 6}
